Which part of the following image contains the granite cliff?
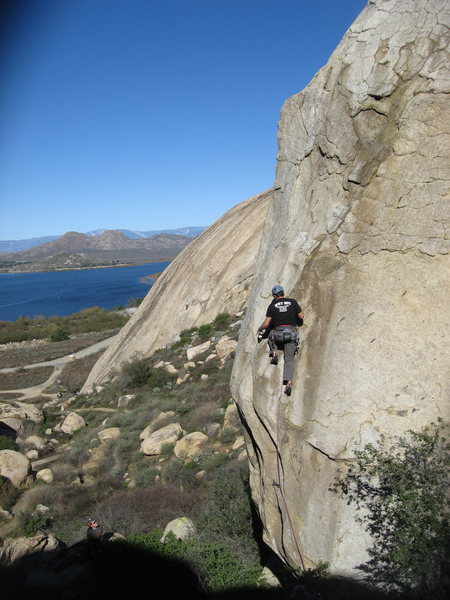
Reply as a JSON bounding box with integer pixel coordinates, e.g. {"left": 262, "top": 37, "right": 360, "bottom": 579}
{"left": 82, "top": 190, "right": 271, "bottom": 391}
{"left": 231, "top": 0, "right": 449, "bottom": 576}
{"left": 82, "top": 0, "right": 449, "bottom": 578}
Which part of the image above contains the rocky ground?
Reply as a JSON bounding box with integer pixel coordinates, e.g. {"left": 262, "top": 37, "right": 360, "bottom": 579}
{"left": 0, "top": 312, "right": 274, "bottom": 597}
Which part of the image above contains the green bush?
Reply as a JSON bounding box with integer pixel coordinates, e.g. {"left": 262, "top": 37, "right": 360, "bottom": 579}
{"left": 197, "top": 324, "right": 212, "bottom": 341}
{"left": 0, "top": 307, "right": 128, "bottom": 344}
{"left": 49, "top": 327, "right": 70, "bottom": 342}
{"left": 123, "top": 359, "right": 177, "bottom": 390}
{"left": 212, "top": 312, "right": 231, "bottom": 330}
{"left": 198, "top": 469, "right": 254, "bottom": 542}
{"left": 18, "top": 511, "right": 51, "bottom": 536}
{"left": 0, "top": 435, "right": 17, "bottom": 451}
{"left": 129, "top": 530, "right": 262, "bottom": 592}
{"left": 123, "top": 357, "right": 152, "bottom": 387}
{"left": 332, "top": 422, "right": 450, "bottom": 599}
{"left": 146, "top": 367, "right": 176, "bottom": 389}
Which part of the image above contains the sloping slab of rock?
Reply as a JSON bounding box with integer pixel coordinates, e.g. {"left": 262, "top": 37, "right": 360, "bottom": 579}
{"left": 140, "top": 422, "right": 183, "bottom": 455}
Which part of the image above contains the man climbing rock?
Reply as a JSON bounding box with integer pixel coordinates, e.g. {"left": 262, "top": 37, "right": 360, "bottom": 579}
{"left": 257, "top": 285, "right": 304, "bottom": 396}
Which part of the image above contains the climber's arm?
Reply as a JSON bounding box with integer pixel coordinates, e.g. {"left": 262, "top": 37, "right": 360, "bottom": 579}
{"left": 257, "top": 316, "right": 272, "bottom": 333}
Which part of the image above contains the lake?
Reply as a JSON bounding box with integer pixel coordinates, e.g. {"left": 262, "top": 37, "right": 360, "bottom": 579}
{"left": 0, "top": 262, "right": 170, "bottom": 322}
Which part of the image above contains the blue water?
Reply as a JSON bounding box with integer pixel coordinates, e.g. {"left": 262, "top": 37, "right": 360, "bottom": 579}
{"left": 0, "top": 262, "right": 169, "bottom": 321}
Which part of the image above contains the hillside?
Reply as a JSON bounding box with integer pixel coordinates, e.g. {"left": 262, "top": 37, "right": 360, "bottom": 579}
{"left": 0, "top": 230, "right": 193, "bottom": 271}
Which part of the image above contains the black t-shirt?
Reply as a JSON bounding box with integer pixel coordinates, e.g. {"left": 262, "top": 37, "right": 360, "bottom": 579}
{"left": 266, "top": 297, "right": 302, "bottom": 328}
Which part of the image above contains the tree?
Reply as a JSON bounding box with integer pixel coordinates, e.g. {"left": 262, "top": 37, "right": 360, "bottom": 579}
{"left": 332, "top": 422, "right": 449, "bottom": 599}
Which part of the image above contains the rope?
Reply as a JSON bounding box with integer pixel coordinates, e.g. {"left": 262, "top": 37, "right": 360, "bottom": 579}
{"left": 273, "top": 373, "right": 306, "bottom": 572}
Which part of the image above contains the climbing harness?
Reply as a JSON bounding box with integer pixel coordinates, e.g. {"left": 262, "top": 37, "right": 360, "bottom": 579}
{"left": 273, "top": 374, "right": 306, "bottom": 572}
{"left": 268, "top": 325, "right": 300, "bottom": 356}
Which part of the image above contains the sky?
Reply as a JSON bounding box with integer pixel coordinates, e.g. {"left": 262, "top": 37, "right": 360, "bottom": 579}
{"left": 0, "top": 0, "right": 367, "bottom": 241}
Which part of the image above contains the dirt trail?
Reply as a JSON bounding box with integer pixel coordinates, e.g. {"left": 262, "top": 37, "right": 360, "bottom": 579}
{"left": 0, "top": 334, "right": 118, "bottom": 400}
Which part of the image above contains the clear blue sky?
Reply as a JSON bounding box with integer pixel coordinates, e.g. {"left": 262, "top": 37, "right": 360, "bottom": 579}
{"left": 0, "top": 0, "right": 366, "bottom": 240}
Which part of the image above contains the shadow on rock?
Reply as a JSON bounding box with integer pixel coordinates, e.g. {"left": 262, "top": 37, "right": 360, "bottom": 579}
{"left": 0, "top": 536, "right": 397, "bottom": 600}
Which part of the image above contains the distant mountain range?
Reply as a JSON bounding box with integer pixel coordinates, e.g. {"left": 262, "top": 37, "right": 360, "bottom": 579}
{"left": 0, "top": 229, "right": 204, "bottom": 272}
{"left": 0, "top": 227, "right": 205, "bottom": 254}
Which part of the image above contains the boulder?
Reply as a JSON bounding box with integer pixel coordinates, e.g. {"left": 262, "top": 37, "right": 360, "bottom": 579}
{"left": 140, "top": 423, "right": 183, "bottom": 456}
{"left": 25, "top": 449, "right": 39, "bottom": 460}
{"left": 36, "top": 468, "right": 53, "bottom": 483}
{"left": 205, "top": 423, "right": 221, "bottom": 439}
{"left": 215, "top": 338, "right": 237, "bottom": 360}
{"left": 25, "top": 435, "right": 46, "bottom": 451}
{"left": 160, "top": 517, "right": 197, "bottom": 542}
{"left": 232, "top": 436, "right": 246, "bottom": 452}
{"left": 97, "top": 427, "right": 121, "bottom": 443}
{"left": 186, "top": 341, "right": 211, "bottom": 361}
{"left": 139, "top": 411, "right": 177, "bottom": 440}
{"left": 222, "top": 403, "right": 241, "bottom": 433}
{"left": 0, "top": 417, "right": 23, "bottom": 434}
{"left": 0, "top": 533, "right": 60, "bottom": 566}
{"left": 117, "top": 394, "right": 135, "bottom": 408}
{"left": 183, "top": 361, "right": 196, "bottom": 370}
{"left": 174, "top": 432, "right": 209, "bottom": 460}
{"left": 60, "top": 412, "right": 86, "bottom": 435}
{"left": 0, "top": 401, "right": 44, "bottom": 423}
{"left": 0, "top": 507, "right": 13, "bottom": 521}
{"left": 176, "top": 374, "right": 190, "bottom": 385}
{"left": 0, "top": 449, "right": 31, "bottom": 487}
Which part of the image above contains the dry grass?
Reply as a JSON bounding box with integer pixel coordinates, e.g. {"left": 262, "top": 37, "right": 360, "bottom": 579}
{"left": 0, "top": 366, "right": 54, "bottom": 389}
{"left": 56, "top": 352, "right": 104, "bottom": 394}
{"left": 0, "top": 329, "right": 117, "bottom": 369}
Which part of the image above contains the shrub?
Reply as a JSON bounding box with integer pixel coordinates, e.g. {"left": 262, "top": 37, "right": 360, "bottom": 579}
{"left": 123, "top": 357, "right": 152, "bottom": 387}
{"left": 93, "top": 486, "right": 200, "bottom": 535}
{"left": 0, "top": 434, "right": 17, "bottom": 451}
{"left": 332, "top": 422, "right": 450, "bottom": 599}
{"left": 18, "top": 511, "right": 51, "bottom": 536}
{"left": 197, "top": 324, "right": 212, "bottom": 341}
{"left": 212, "top": 312, "right": 231, "bottom": 330}
{"left": 49, "top": 327, "right": 70, "bottom": 342}
{"left": 129, "top": 530, "right": 262, "bottom": 592}
{"left": 0, "top": 475, "right": 19, "bottom": 511}
{"left": 122, "top": 359, "right": 176, "bottom": 390}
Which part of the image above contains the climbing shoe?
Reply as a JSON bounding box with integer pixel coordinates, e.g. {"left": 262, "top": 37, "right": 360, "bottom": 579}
{"left": 270, "top": 354, "right": 278, "bottom": 365}
{"left": 284, "top": 383, "right": 292, "bottom": 396}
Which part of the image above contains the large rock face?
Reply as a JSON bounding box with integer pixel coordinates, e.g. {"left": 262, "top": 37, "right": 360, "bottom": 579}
{"left": 83, "top": 190, "right": 271, "bottom": 391}
{"left": 231, "top": 0, "right": 449, "bottom": 576}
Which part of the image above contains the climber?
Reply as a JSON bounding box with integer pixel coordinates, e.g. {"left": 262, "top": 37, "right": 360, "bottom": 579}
{"left": 257, "top": 285, "right": 304, "bottom": 396}
{"left": 87, "top": 518, "right": 103, "bottom": 541}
